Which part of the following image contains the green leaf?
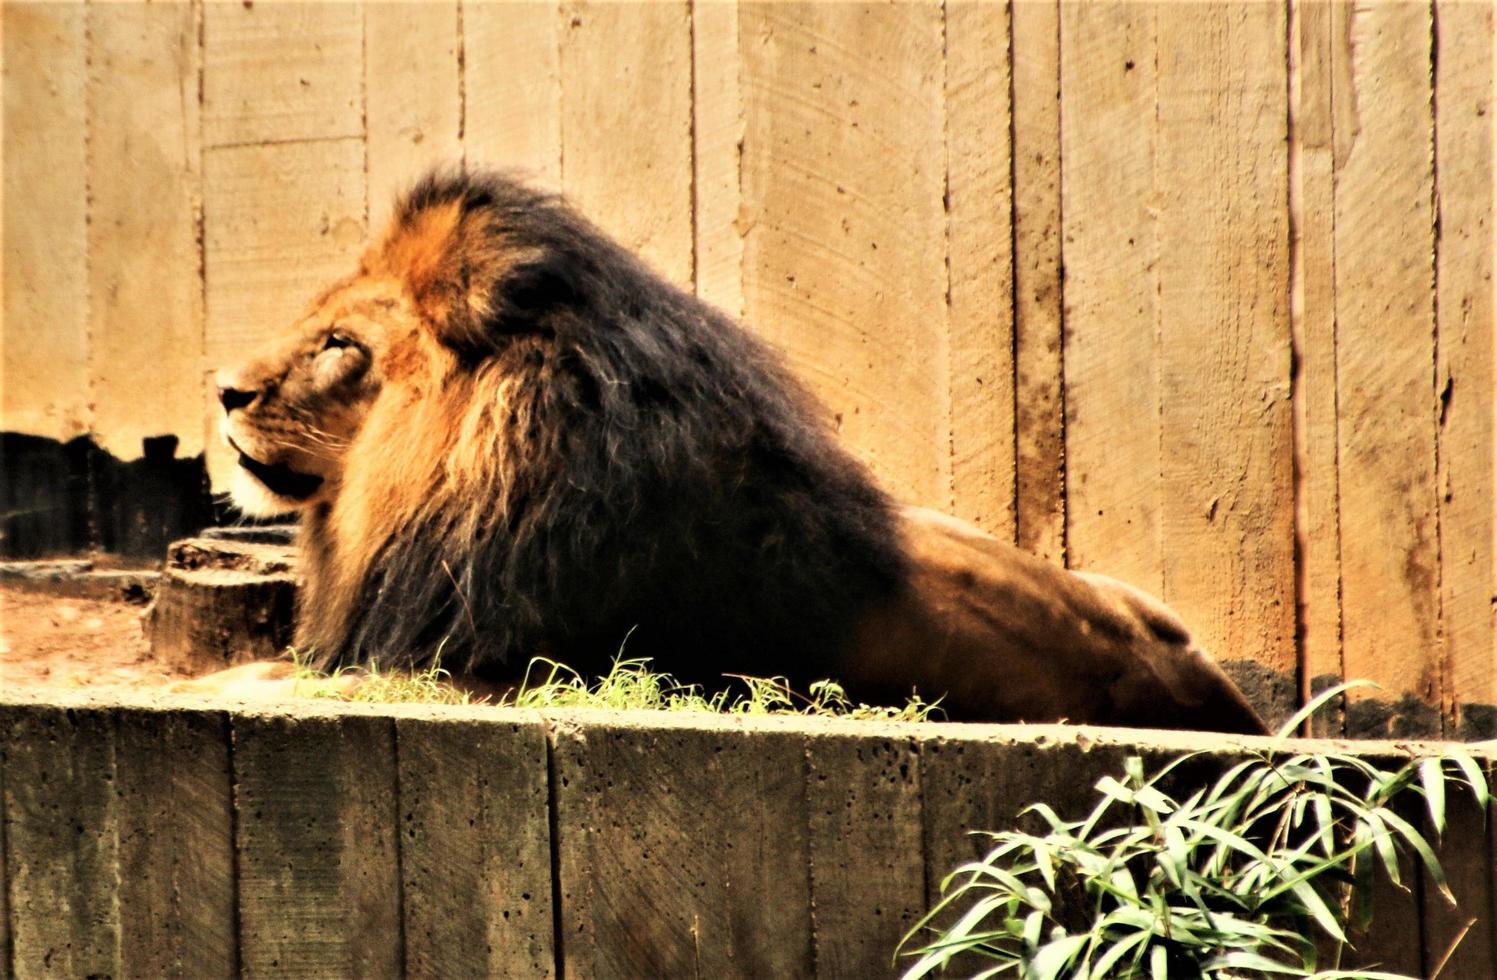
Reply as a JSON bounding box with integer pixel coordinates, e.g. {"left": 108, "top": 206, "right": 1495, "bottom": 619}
{"left": 1419, "top": 757, "right": 1447, "bottom": 833}
{"left": 1149, "top": 943, "right": 1168, "bottom": 980}
{"left": 1027, "top": 934, "right": 1088, "bottom": 980}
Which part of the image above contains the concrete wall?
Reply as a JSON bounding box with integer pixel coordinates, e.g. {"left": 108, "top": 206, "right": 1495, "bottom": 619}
{"left": 1, "top": 691, "right": 1493, "bottom": 978}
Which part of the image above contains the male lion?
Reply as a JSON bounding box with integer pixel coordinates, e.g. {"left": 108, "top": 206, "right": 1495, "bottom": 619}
{"left": 207, "top": 169, "right": 1266, "bottom": 734}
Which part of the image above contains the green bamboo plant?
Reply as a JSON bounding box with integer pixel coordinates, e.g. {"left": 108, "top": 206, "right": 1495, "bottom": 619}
{"left": 900, "top": 684, "right": 1489, "bottom": 979}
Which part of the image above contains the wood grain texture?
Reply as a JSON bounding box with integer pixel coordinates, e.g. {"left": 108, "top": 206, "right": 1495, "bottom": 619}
{"left": 944, "top": 0, "right": 1016, "bottom": 535}
{"left": 1059, "top": 1, "right": 1162, "bottom": 592}
{"left": 396, "top": 715, "right": 554, "bottom": 978}
{"left": 1155, "top": 2, "right": 1296, "bottom": 724}
{"left": 1011, "top": 0, "right": 1067, "bottom": 565}
{"left": 692, "top": 0, "right": 746, "bottom": 317}
{"left": 462, "top": 0, "right": 561, "bottom": 188}
{"left": 87, "top": 2, "right": 206, "bottom": 462}
{"left": 559, "top": 1, "right": 694, "bottom": 286}
{"left": 1433, "top": 0, "right": 1495, "bottom": 736}
{"left": 550, "top": 718, "right": 813, "bottom": 979}
{"left": 738, "top": 2, "right": 951, "bottom": 509}
{"left": 114, "top": 707, "right": 236, "bottom": 979}
{"left": 0, "top": 705, "right": 120, "bottom": 979}
{"left": 1419, "top": 764, "right": 1495, "bottom": 979}
{"left": 920, "top": 735, "right": 1130, "bottom": 976}
{"left": 807, "top": 731, "right": 924, "bottom": 978}
{"left": 202, "top": 1, "right": 362, "bottom": 148}
{"left": 365, "top": 2, "right": 462, "bottom": 230}
{"left": 1292, "top": 0, "right": 1346, "bottom": 736}
{"left": 1, "top": 3, "right": 90, "bottom": 441}
{"left": 201, "top": 139, "right": 366, "bottom": 485}
{"left": 232, "top": 713, "right": 401, "bottom": 978}
{"left": 1332, "top": 3, "right": 1440, "bottom": 736}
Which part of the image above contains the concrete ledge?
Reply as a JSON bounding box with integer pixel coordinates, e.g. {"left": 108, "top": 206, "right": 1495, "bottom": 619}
{"left": 1, "top": 691, "right": 1492, "bottom": 978}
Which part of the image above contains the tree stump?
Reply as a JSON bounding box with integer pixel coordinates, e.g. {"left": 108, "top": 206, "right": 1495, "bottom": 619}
{"left": 144, "top": 528, "right": 299, "bottom": 674}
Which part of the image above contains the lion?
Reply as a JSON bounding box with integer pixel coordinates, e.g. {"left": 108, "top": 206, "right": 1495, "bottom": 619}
{"left": 203, "top": 169, "right": 1266, "bottom": 734}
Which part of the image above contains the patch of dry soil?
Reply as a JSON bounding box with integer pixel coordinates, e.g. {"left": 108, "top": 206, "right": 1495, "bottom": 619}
{"left": 0, "top": 585, "right": 190, "bottom": 691}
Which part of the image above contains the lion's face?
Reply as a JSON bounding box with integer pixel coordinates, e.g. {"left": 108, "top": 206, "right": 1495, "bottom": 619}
{"left": 215, "top": 276, "right": 412, "bottom": 516}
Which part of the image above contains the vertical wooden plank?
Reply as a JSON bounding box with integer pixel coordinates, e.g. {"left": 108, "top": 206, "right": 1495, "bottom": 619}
{"left": 365, "top": 2, "right": 462, "bottom": 230}
{"left": 807, "top": 730, "right": 924, "bottom": 978}
{"left": 0, "top": 705, "right": 120, "bottom": 979}
{"left": 201, "top": 1, "right": 368, "bottom": 488}
{"left": 919, "top": 734, "right": 1129, "bottom": 976}
{"left": 1434, "top": 0, "right": 1495, "bottom": 739}
{"left": 559, "top": 1, "right": 693, "bottom": 285}
{"left": 692, "top": 0, "right": 746, "bottom": 317}
{"left": 1, "top": 2, "right": 89, "bottom": 441}
{"left": 1333, "top": 3, "right": 1440, "bottom": 738}
{"left": 1419, "top": 762, "right": 1495, "bottom": 979}
{"left": 1059, "top": 2, "right": 1162, "bottom": 592}
{"left": 944, "top": 1, "right": 1016, "bottom": 536}
{"left": 738, "top": 2, "right": 951, "bottom": 509}
{"left": 202, "top": 2, "right": 362, "bottom": 147}
{"left": 1292, "top": 0, "right": 1347, "bottom": 736}
{"left": 88, "top": 2, "right": 205, "bottom": 463}
{"left": 232, "top": 713, "right": 401, "bottom": 977}
{"left": 200, "top": 141, "right": 366, "bottom": 486}
{"left": 396, "top": 714, "right": 554, "bottom": 978}
{"left": 462, "top": 0, "right": 562, "bottom": 188}
{"left": 115, "top": 708, "right": 236, "bottom": 979}
{"left": 1155, "top": 2, "right": 1296, "bottom": 725}
{"left": 1012, "top": 0, "right": 1067, "bottom": 564}
{"left": 551, "top": 718, "right": 812, "bottom": 979}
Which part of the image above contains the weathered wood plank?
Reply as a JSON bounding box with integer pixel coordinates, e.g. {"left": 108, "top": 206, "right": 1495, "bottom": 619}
{"left": 114, "top": 707, "right": 236, "bottom": 979}
{"left": 1, "top": 3, "right": 89, "bottom": 442}
{"left": 87, "top": 2, "right": 206, "bottom": 464}
{"left": 202, "top": 1, "right": 362, "bottom": 148}
{"left": 559, "top": 1, "right": 693, "bottom": 286}
{"left": 944, "top": 0, "right": 1016, "bottom": 536}
{"left": 365, "top": 1, "right": 462, "bottom": 229}
{"left": 1419, "top": 762, "right": 1495, "bottom": 979}
{"left": 232, "top": 712, "right": 400, "bottom": 978}
{"left": 1332, "top": 3, "right": 1440, "bottom": 737}
{"left": 1059, "top": 2, "right": 1162, "bottom": 592}
{"left": 1292, "top": 0, "right": 1346, "bottom": 736}
{"left": 1433, "top": 0, "right": 1495, "bottom": 738}
{"left": 0, "top": 705, "right": 119, "bottom": 979}
{"left": 1012, "top": 0, "right": 1067, "bottom": 565}
{"left": 738, "top": 2, "right": 951, "bottom": 509}
{"left": 462, "top": 0, "right": 561, "bottom": 187}
{"left": 200, "top": 139, "right": 366, "bottom": 486}
{"left": 807, "top": 729, "right": 924, "bottom": 978}
{"left": 550, "top": 716, "right": 812, "bottom": 979}
{"left": 692, "top": 0, "right": 745, "bottom": 316}
{"left": 1155, "top": 2, "right": 1296, "bottom": 725}
{"left": 396, "top": 713, "right": 554, "bottom": 978}
{"left": 919, "top": 732, "right": 1130, "bottom": 975}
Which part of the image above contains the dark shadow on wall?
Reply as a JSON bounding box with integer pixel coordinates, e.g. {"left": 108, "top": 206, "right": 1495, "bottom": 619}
{"left": 1, "top": 431, "right": 216, "bottom": 562}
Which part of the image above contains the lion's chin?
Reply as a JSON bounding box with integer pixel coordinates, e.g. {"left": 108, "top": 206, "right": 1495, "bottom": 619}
{"left": 227, "top": 466, "right": 308, "bottom": 517}
{"left": 228, "top": 454, "right": 326, "bottom": 517}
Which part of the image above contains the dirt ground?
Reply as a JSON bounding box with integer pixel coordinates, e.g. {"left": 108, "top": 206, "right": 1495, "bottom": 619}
{"left": 0, "top": 584, "right": 191, "bottom": 691}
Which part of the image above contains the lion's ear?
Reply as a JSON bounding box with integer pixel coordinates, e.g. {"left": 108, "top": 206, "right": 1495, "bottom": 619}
{"left": 377, "top": 201, "right": 575, "bottom": 356}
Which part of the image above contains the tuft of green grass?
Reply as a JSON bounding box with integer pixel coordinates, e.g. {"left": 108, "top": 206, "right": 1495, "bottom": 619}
{"left": 285, "top": 650, "right": 940, "bottom": 721}
{"left": 897, "top": 682, "right": 1491, "bottom": 979}
{"left": 508, "top": 656, "right": 941, "bottom": 722}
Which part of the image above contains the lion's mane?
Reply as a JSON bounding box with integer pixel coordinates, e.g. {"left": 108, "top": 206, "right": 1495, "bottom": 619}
{"left": 299, "top": 170, "right": 907, "bottom": 687}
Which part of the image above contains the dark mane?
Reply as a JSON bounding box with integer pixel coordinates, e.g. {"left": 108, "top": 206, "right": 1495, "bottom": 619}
{"left": 301, "top": 169, "right": 907, "bottom": 688}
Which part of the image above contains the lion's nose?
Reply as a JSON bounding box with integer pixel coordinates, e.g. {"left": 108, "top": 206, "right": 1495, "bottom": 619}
{"left": 218, "top": 383, "right": 258, "bottom": 412}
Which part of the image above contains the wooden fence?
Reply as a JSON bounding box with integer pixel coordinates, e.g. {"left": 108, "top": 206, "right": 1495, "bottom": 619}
{"left": 2, "top": 692, "right": 1494, "bottom": 979}
{"left": 1, "top": 1, "right": 1492, "bottom": 736}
